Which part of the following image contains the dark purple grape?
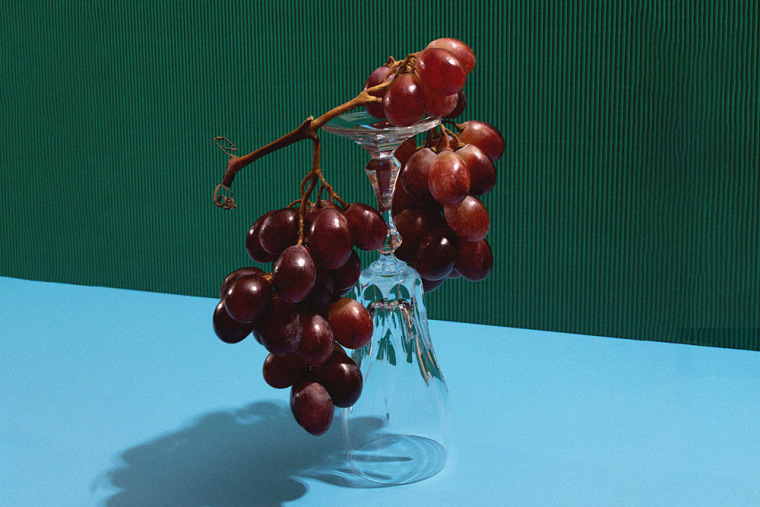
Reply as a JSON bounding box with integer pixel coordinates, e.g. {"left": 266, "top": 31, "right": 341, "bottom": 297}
{"left": 383, "top": 73, "right": 425, "bottom": 127}
{"left": 271, "top": 244, "right": 317, "bottom": 304}
{"left": 415, "top": 48, "right": 466, "bottom": 95}
{"left": 421, "top": 277, "right": 446, "bottom": 293}
{"left": 219, "top": 266, "right": 264, "bottom": 299}
{"left": 223, "top": 273, "right": 273, "bottom": 323}
{"left": 330, "top": 249, "right": 361, "bottom": 296}
{"left": 391, "top": 177, "right": 417, "bottom": 217}
{"left": 212, "top": 300, "right": 254, "bottom": 344}
{"left": 262, "top": 352, "right": 308, "bottom": 389}
{"left": 314, "top": 352, "right": 362, "bottom": 408}
{"left": 421, "top": 82, "right": 459, "bottom": 118}
{"left": 246, "top": 211, "right": 278, "bottom": 263}
{"left": 399, "top": 147, "right": 435, "bottom": 198}
{"left": 393, "top": 209, "right": 429, "bottom": 263}
{"left": 308, "top": 200, "right": 335, "bottom": 224}
{"left": 456, "top": 144, "right": 496, "bottom": 196}
{"left": 290, "top": 381, "right": 334, "bottom": 436}
{"left": 307, "top": 209, "right": 352, "bottom": 269}
{"left": 443, "top": 195, "right": 490, "bottom": 242}
{"left": 394, "top": 138, "right": 417, "bottom": 166}
{"left": 364, "top": 66, "right": 394, "bottom": 119}
{"left": 300, "top": 267, "right": 334, "bottom": 308}
{"left": 426, "top": 38, "right": 476, "bottom": 75}
{"left": 444, "top": 90, "right": 466, "bottom": 119}
{"left": 253, "top": 297, "right": 302, "bottom": 356}
{"left": 428, "top": 150, "right": 471, "bottom": 205}
{"left": 455, "top": 239, "right": 493, "bottom": 282}
{"left": 328, "top": 298, "right": 373, "bottom": 349}
{"left": 343, "top": 202, "right": 387, "bottom": 251}
{"left": 296, "top": 313, "right": 334, "bottom": 366}
{"left": 259, "top": 208, "right": 300, "bottom": 256}
{"left": 457, "top": 121, "right": 505, "bottom": 163}
{"left": 414, "top": 227, "right": 458, "bottom": 281}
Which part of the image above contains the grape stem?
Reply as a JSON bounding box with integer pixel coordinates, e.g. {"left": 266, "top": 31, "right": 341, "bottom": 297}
{"left": 216, "top": 84, "right": 389, "bottom": 192}
{"left": 212, "top": 52, "right": 421, "bottom": 210}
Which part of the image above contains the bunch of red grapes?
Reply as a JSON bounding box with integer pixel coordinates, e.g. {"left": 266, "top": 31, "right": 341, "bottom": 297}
{"left": 364, "top": 37, "right": 475, "bottom": 127}
{"left": 213, "top": 37, "right": 503, "bottom": 436}
{"left": 362, "top": 37, "right": 504, "bottom": 292}
{"left": 390, "top": 120, "right": 504, "bottom": 292}
{"left": 213, "top": 202, "right": 387, "bottom": 435}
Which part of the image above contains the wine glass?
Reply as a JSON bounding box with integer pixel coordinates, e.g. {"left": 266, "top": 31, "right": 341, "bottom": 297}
{"left": 323, "top": 111, "right": 449, "bottom": 485}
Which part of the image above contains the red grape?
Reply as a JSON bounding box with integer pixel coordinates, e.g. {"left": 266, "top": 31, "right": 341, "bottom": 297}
{"left": 394, "top": 138, "right": 417, "bottom": 166}
{"left": 223, "top": 273, "right": 274, "bottom": 323}
{"left": 428, "top": 150, "right": 471, "bottom": 205}
{"left": 307, "top": 209, "right": 352, "bottom": 269}
{"left": 399, "top": 147, "right": 435, "bottom": 198}
{"left": 290, "top": 381, "right": 334, "bottom": 436}
{"left": 444, "top": 90, "right": 466, "bottom": 119}
{"left": 314, "top": 351, "right": 363, "bottom": 408}
{"left": 259, "top": 208, "right": 300, "bottom": 256}
{"left": 457, "top": 121, "right": 505, "bottom": 163}
{"left": 414, "top": 227, "right": 458, "bottom": 281}
{"left": 296, "top": 313, "right": 335, "bottom": 366}
{"left": 391, "top": 177, "right": 417, "bottom": 217}
{"left": 364, "top": 65, "right": 394, "bottom": 119}
{"left": 330, "top": 249, "right": 361, "bottom": 296}
{"left": 219, "top": 266, "right": 264, "bottom": 299}
{"left": 416, "top": 48, "right": 466, "bottom": 96}
{"left": 421, "top": 83, "right": 458, "bottom": 118}
{"left": 383, "top": 73, "right": 425, "bottom": 127}
{"left": 328, "top": 297, "right": 373, "bottom": 349}
{"left": 426, "top": 38, "right": 476, "bottom": 75}
{"left": 421, "top": 277, "right": 446, "bottom": 293}
{"left": 393, "top": 209, "right": 429, "bottom": 263}
{"left": 262, "top": 352, "right": 308, "bottom": 389}
{"left": 271, "top": 244, "right": 317, "bottom": 304}
{"left": 212, "top": 300, "right": 254, "bottom": 344}
{"left": 308, "top": 200, "right": 335, "bottom": 224}
{"left": 246, "top": 211, "right": 278, "bottom": 263}
{"left": 455, "top": 239, "right": 493, "bottom": 282}
{"left": 456, "top": 144, "right": 496, "bottom": 196}
{"left": 300, "top": 267, "right": 334, "bottom": 308}
{"left": 253, "top": 297, "right": 302, "bottom": 356}
{"left": 343, "top": 202, "right": 387, "bottom": 251}
{"left": 444, "top": 195, "right": 490, "bottom": 242}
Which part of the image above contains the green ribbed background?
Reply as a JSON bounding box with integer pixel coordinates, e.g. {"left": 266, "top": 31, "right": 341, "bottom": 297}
{"left": 2, "top": 1, "right": 758, "bottom": 348}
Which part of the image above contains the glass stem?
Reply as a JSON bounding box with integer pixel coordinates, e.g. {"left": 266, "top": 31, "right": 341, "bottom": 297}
{"left": 365, "top": 155, "right": 402, "bottom": 257}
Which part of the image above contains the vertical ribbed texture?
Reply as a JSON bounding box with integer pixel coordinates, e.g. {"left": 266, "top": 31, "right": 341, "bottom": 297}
{"left": 1, "top": 1, "right": 757, "bottom": 349}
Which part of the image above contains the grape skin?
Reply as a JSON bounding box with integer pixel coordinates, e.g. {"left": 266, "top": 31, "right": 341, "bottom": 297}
{"left": 416, "top": 48, "right": 466, "bottom": 96}
{"left": 383, "top": 73, "right": 425, "bottom": 127}
{"left": 444, "top": 195, "right": 490, "bottom": 242}
{"left": 271, "top": 244, "right": 317, "bottom": 304}
{"left": 428, "top": 150, "right": 471, "bottom": 205}
{"left": 290, "top": 381, "right": 334, "bottom": 436}
{"left": 223, "top": 273, "right": 273, "bottom": 323}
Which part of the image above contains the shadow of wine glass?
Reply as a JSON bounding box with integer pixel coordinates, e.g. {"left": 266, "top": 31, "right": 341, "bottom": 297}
{"left": 95, "top": 400, "right": 387, "bottom": 507}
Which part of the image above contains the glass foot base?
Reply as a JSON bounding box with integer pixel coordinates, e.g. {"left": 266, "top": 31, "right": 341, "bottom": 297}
{"left": 348, "top": 434, "right": 447, "bottom": 485}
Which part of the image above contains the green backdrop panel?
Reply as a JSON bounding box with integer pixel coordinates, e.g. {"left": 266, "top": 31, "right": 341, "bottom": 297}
{"left": 1, "top": 1, "right": 758, "bottom": 349}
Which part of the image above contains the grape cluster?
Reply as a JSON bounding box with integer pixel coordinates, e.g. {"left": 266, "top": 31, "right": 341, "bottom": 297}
{"left": 391, "top": 120, "right": 505, "bottom": 292}
{"left": 212, "top": 201, "right": 386, "bottom": 435}
{"left": 364, "top": 38, "right": 475, "bottom": 127}
{"left": 212, "top": 36, "right": 502, "bottom": 437}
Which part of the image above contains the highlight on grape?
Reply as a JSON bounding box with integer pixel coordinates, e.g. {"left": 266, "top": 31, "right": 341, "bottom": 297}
{"left": 212, "top": 37, "right": 504, "bottom": 435}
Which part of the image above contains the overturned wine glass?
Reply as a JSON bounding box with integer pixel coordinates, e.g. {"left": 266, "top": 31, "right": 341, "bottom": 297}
{"left": 323, "top": 111, "right": 449, "bottom": 485}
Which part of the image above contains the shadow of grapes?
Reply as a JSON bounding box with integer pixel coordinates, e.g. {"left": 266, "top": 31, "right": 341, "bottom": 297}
{"left": 95, "top": 400, "right": 386, "bottom": 506}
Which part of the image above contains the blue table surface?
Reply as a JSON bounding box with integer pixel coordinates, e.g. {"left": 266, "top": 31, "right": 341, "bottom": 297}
{"left": 2, "top": 276, "right": 759, "bottom": 506}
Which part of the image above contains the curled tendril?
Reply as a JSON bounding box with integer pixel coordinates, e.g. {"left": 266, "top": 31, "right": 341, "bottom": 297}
{"left": 214, "top": 137, "right": 238, "bottom": 158}
{"left": 213, "top": 183, "right": 236, "bottom": 209}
